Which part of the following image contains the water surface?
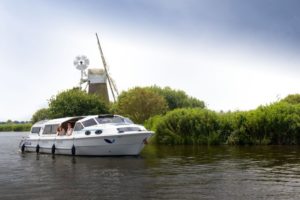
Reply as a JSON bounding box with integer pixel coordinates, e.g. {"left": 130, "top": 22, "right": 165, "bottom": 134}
{"left": 1, "top": 132, "right": 300, "bottom": 200}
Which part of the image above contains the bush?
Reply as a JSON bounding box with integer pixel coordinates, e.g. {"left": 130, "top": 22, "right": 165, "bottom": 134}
{"left": 150, "top": 108, "right": 223, "bottom": 145}
{"left": 147, "top": 97, "right": 300, "bottom": 145}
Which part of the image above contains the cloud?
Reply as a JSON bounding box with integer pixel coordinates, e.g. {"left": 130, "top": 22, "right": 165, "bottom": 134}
{"left": 1, "top": 0, "right": 300, "bottom": 121}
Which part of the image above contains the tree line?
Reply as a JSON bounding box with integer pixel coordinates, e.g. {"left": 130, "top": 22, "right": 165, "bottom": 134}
{"left": 31, "top": 86, "right": 204, "bottom": 123}
{"left": 27, "top": 88, "right": 300, "bottom": 145}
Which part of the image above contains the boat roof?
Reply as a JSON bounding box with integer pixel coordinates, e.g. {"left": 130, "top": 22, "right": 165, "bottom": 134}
{"left": 76, "top": 114, "right": 118, "bottom": 123}
{"left": 46, "top": 117, "right": 82, "bottom": 124}
{"left": 32, "top": 115, "right": 126, "bottom": 127}
{"left": 33, "top": 116, "right": 83, "bottom": 127}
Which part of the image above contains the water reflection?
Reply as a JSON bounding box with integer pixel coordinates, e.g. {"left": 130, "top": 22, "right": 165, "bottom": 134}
{"left": 1, "top": 132, "right": 300, "bottom": 200}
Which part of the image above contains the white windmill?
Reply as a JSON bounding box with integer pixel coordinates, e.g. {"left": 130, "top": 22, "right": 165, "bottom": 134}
{"left": 73, "top": 55, "right": 89, "bottom": 89}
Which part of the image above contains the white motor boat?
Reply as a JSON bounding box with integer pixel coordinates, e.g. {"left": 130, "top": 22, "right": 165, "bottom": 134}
{"left": 19, "top": 114, "right": 153, "bottom": 156}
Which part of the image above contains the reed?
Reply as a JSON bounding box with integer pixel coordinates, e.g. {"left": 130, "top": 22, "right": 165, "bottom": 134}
{"left": 147, "top": 101, "right": 300, "bottom": 145}
{"left": 0, "top": 123, "right": 32, "bottom": 132}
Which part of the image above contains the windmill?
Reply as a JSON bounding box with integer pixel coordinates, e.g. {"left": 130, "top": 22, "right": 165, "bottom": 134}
{"left": 73, "top": 55, "right": 89, "bottom": 89}
{"left": 73, "top": 34, "right": 119, "bottom": 103}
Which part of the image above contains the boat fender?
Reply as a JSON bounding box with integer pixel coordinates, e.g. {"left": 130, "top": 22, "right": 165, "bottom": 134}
{"left": 51, "top": 144, "right": 55, "bottom": 155}
{"left": 143, "top": 138, "right": 148, "bottom": 145}
{"left": 36, "top": 144, "right": 40, "bottom": 153}
{"left": 21, "top": 143, "right": 25, "bottom": 153}
{"left": 71, "top": 145, "right": 76, "bottom": 156}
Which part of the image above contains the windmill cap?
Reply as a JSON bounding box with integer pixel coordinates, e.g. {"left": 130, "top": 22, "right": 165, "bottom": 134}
{"left": 88, "top": 68, "right": 107, "bottom": 83}
{"left": 88, "top": 68, "right": 105, "bottom": 75}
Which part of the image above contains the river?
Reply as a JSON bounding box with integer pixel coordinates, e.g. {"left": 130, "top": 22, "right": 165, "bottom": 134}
{"left": 0, "top": 132, "right": 300, "bottom": 200}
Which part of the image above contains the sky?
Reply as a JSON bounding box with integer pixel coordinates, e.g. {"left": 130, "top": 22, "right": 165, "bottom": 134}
{"left": 1, "top": 0, "right": 300, "bottom": 121}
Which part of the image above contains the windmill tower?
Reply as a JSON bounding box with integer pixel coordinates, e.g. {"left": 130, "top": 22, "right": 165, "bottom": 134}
{"left": 87, "top": 68, "right": 109, "bottom": 103}
{"left": 74, "top": 34, "right": 118, "bottom": 103}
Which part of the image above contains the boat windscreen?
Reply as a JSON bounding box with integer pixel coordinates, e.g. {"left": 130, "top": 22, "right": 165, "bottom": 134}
{"left": 74, "top": 122, "right": 84, "bottom": 131}
{"left": 82, "top": 118, "right": 97, "bottom": 127}
{"left": 95, "top": 116, "right": 125, "bottom": 124}
{"left": 31, "top": 127, "right": 41, "bottom": 134}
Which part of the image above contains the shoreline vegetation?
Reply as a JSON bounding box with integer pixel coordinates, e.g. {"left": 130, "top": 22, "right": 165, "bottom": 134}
{"left": 145, "top": 102, "right": 300, "bottom": 145}
{"left": 4, "top": 86, "right": 300, "bottom": 145}
{"left": 0, "top": 122, "right": 31, "bottom": 132}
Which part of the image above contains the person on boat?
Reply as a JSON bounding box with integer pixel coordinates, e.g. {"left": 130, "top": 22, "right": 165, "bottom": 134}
{"left": 66, "top": 122, "right": 73, "bottom": 136}
{"left": 56, "top": 126, "right": 65, "bottom": 136}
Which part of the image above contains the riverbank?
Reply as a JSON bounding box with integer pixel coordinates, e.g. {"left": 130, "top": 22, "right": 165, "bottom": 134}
{"left": 0, "top": 123, "right": 31, "bottom": 132}
{"left": 146, "top": 100, "right": 300, "bottom": 145}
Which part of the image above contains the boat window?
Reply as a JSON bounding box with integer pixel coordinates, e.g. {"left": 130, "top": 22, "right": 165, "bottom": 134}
{"left": 95, "top": 116, "right": 125, "bottom": 124}
{"left": 82, "top": 118, "right": 97, "bottom": 127}
{"left": 117, "top": 127, "right": 141, "bottom": 133}
{"left": 31, "top": 127, "right": 41, "bottom": 134}
{"left": 113, "top": 116, "right": 125, "bottom": 123}
{"left": 96, "top": 117, "right": 112, "bottom": 124}
{"left": 43, "top": 124, "right": 59, "bottom": 135}
{"left": 74, "top": 122, "right": 84, "bottom": 131}
{"left": 124, "top": 118, "right": 134, "bottom": 124}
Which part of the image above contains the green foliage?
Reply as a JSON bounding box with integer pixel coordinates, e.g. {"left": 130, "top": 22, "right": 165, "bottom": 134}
{"left": 30, "top": 85, "right": 300, "bottom": 146}
{"left": 31, "top": 108, "right": 50, "bottom": 123}
{"left": 147, "top": 95, "right": 300, "bottom": 145}
{"left": 0, "top": 123, "right": 32, "bottom": 132}
{"left": 31, "top": 85, "right": 205, "bottom": 125}
{"left": 114, "top": 85, "right": 205, "bottom": 124}
{"left": 151, "top": 108, "right": 222, "bottom": 145}
{"left": 281, "top": 94, "right": 300, "bottom": 104}
{"left": 144, "top": 115, "right": 163, "bottom": 132}
{"left": 114, "top": 87, "right": 168, "bottom": 124}
{"left": 225, "top": 102, "right": 300, "bottom": 145}
{"left": 146, "top": 86, "right": 205, "bottom": 110}
{"left": 224, "top": 102, "right": 300, "bottom": 145}
{"left": 264, "top": 102, "right": 300, "bottom": 144}
{"left": 48, "top": 88, "right": 109, "bottom": 119}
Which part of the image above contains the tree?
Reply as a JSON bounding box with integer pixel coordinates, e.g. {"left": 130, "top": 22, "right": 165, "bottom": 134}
{"left": 281, "top": 94, "right": 300, "bottom": 104}
{"left": 31, "top": 108, "right": 50, "bottom": 123}
{"left": 146, "top": 86, "right": 205, "bottom": 110}
{"left": 48, "top": 88, "right": 109, "bottom": 118}
{"left": 114, "top": 87, "right": 168, "bottom": 123}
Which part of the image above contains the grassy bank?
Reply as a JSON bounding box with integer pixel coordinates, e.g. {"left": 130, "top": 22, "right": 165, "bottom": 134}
{"left": 0, "top": 123, "right": 32, "bottom": 132}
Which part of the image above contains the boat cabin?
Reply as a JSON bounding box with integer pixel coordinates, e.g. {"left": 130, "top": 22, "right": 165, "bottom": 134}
{"left": 30, "top": 115, "right": 134, "bottom": 135}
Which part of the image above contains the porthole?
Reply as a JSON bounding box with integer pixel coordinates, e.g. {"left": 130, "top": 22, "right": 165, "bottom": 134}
{"left": 85, "top": 130, "right": 91, "bottom": 135}
{"left": 95, "top": 130, "right": 102, "bottom": 135}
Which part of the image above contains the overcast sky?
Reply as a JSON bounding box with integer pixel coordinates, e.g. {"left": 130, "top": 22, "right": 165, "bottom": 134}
{"left": 1, "top": 0, "right": 300, "bottom": 121}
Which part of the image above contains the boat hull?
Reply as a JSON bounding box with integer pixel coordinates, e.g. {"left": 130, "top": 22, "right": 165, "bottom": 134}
{"left": 21, "top": 132, "right": 152, "bottom": 156}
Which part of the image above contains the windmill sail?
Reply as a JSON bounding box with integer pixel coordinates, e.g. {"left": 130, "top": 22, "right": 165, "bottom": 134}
{"left": 95, "top": 33, "right": 118, "bottom": 102}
